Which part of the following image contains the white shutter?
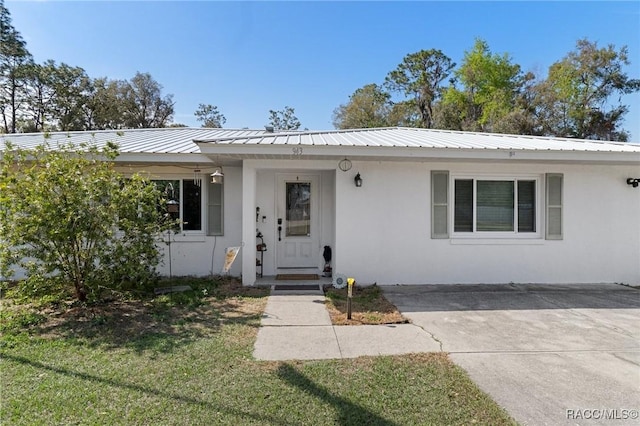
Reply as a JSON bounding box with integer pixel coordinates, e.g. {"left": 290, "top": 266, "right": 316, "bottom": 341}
{"left": 431, "top": 171, "right": 449, "bottom": 238}
{"left": 207, "top": 181, "right": 224, "bottom": 236}
{"left": 545, "top": 173, "right": 563, "bottom": 240}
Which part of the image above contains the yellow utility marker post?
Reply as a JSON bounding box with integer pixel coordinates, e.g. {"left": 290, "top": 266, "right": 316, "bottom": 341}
{"left": 347, "top": 278, "right": 355, "bottom": 319}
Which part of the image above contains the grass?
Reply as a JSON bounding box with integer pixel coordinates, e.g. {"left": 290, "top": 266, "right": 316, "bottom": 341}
{"left": 324, "top": 284, "right": 408, "bottom": 325}
{"left": 1, "top": 277, "right": 516, "bottom": 425}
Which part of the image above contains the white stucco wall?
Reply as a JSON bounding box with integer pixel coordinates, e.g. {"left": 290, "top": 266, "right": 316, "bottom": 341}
{"left": 155, "top": 165, "right": 244, "bottom": 277}
{"left": 334, "top": 161, "right": 640, "bottom": 286}
{"left": 6, "top": 158, "right": 638, "bottom": 287}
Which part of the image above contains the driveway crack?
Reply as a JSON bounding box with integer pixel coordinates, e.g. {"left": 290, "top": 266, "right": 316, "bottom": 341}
{"left": 410, "top": 323, "right": 444, "bottom": 352}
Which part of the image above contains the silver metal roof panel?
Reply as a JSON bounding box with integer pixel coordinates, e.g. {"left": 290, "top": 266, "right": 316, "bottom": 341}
{"left": 0, "top": 128, "right": 267, "bottom": 154}
{"left": 2, "top": 127, "right": 639, "bottom": 160}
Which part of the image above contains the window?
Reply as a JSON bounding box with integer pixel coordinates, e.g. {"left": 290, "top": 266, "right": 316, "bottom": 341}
{"left": 154, "top": 179, "right": 202, "bottom": 232}
{"left": 454, "top": 178, "right": 537, "bottom": 234}
{"left": 182, "top": 180, "right": 202, "bottom": 231}
{"left": 431, "top": 171, "right": 563, "bottom": 240}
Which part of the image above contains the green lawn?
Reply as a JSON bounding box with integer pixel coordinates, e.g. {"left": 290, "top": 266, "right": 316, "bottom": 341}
{"left": 1, "top": 278, "right": 516, "bottom": 425}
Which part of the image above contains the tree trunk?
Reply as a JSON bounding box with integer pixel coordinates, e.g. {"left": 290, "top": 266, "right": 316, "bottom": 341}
{"left": 75, "top": 280, "right": 87, "bottom": 302}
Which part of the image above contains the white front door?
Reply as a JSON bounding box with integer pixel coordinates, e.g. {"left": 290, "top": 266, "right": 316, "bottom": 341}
{"left": 276, "top": 174, "right": 320, "bottom": 269}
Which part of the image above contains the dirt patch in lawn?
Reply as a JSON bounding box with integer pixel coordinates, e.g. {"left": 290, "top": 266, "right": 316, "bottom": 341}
{"left": 2, "top": 277, "right": 269, "bottom": 351}
{"left": 323, "top": 284, "right": 409, "bottom": 326}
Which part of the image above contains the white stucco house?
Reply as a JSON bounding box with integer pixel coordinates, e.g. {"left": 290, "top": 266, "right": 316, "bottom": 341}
{"left": 2, "top": 127, "right": 639, "bottom": 286}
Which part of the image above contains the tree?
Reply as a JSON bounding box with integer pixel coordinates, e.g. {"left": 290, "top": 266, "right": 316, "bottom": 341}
{"left": 268, "top": 106, "right": 301, "bottom": 130}
{"left": 121, "top": 72, "right": 175, "bottom": 128}
{"left": 0, "top": 0, "right": 33, "bottom": 133}
{"left": 19, "top": 60, "right": 92, "bottom": 132}
{"left": 20, "top": 60, "right": 57, "bottom": 132}
{"left": 85, "top": 77, "right": 128, "bottom": 130}
{"left": 439, "top": 39, "right": 524, "bottom": 133}
{"left": 195, "top": 103, "right": 226, "bottom": 128}
{"left": 385, "top": 49, "right": 455, "bottom": 128}
{"left": 333, "top": 84, "right": 394, "bottom": 129}
{"left": 50, "top": 62, "right": 92, "bottom": 131}
{"left": 0, "top": 141, "right": 169, "bottom": 301}
{"left": 532, "top": 39, "right": 640, "bottom": 141}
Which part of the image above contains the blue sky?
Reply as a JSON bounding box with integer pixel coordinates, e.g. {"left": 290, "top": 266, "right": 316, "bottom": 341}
{"left": 6, "top": 1, "right": 640, "bottom": 140}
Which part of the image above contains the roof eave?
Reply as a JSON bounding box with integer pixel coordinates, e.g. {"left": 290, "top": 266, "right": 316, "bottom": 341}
{"left": 115, "top": 152, "right": 214, "bottom": 164}
{"left": 194, "top": 143, "right": 640, "bottom": 164}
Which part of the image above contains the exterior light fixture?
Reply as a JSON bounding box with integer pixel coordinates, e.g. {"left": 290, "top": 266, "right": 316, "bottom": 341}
{"left": 210, "top": 167, "right": 224, "bottom": 184}
{"left": 627, "top": 178, "right": 640, "bottom": 188}
{"left": 338, "top": 158, "right": 352, "bottom": 172}
{"left": 354, "top": 172, "right": 362, "bottom": 187}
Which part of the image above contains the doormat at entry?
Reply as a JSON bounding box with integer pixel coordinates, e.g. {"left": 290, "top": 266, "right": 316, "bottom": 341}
{"left": 275, "top": 274, "right": 319, "bottom": 281}
{"left": 273, "top": 284, "right": 321, "bottom": 291}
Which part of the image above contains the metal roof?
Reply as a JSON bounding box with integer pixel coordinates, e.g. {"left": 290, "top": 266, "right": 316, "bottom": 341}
{"left": 1, "top": 127, "right": 639, "bottom": 164}
{"left": 196, "top": 127, "right": 640, "bottom": 153}
{"left": 0, "top": 127, "right": 267, "bottom": 154}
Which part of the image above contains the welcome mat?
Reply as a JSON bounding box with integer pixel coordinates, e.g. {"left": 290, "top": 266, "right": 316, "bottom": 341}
{"left": 273, "top": 284, "right": 321, "bottom": 291}
{"left": 275, "top": 274, "right": 319, "bottom": 281}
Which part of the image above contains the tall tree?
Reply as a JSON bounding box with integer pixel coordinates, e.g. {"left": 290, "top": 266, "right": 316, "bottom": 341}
{"left": 268, "top": 106, "right": 301, "bottom": 130}
{"left": 333, "top": 84, "right": 394, "bottom": 129}
{"left": 0, "top": 0, "right": 33, "bottom": 133}
{"left": 51, "top": 62, "right": 92, "bottom": 131}
{"left": 21, "top": 60, "right": 57, "bottom": 132}
{"left": 195, "top": 103, "right": 226, "bottom": 128}
{"left": 385, "top": 49, "right": 455, "bottom": 128}
{"left": 85, "top": 77, "right": 128, "bottom": 130}
{"left": 439, "top": 39, "right": 523, "bottom": 133}
{"left": 121, "top": 72, "right": 175, "bottom": 128}
{"left": 533, "top": 39, "right": 640, "bottom": 141}
{"left": 20, "top": 60, "right": 91, "bottom": 132}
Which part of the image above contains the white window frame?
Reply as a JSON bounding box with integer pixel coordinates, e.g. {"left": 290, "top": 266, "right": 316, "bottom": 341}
{"left": 450, "top": 173, "right": 543, "bottom": 239}
{"left": 154, "top": 177, "right": 206, "bottom": 235}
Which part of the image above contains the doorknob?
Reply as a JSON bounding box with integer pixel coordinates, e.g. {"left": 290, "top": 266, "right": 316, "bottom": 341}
{"left": 277, "top": 218, "right": 282, "bottom": 241}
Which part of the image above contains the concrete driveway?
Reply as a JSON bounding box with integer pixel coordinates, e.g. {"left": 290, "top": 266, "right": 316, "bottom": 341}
{"left": 381, "top": 283, "right": 640, "bottom": 426}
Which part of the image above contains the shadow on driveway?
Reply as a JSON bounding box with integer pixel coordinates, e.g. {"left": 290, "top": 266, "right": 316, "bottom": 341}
{"left": 382, "top": 283, "right": 639, "bottom": 312}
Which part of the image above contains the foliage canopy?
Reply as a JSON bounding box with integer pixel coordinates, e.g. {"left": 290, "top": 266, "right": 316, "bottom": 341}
{"left": 334, "top": 38, "right": 639, "bottom": 141}
{"left": 0, "top": 141, "right": 169, "bottom": 301}
{"left": 195, "top": 103, "right": 226, "bottom": 128}
{"left": 268, "top": 106, "right": 301, "bottom": 131}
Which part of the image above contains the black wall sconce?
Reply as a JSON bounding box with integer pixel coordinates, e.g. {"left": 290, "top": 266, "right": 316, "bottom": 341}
{"left": 354, "top": 173, "right": 363, "bottom": 187}
{"left": 627, "top": 178, "right": 640, "bottom": 188}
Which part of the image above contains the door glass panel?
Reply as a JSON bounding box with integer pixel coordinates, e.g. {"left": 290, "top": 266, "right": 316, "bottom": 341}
{"left": 286, "top": 182, "right": 311, "bottom": 236}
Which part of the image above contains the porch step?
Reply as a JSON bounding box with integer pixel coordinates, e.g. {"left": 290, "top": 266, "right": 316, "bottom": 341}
{"left": 273, "top": 284, "right": 322, "bottom": 291}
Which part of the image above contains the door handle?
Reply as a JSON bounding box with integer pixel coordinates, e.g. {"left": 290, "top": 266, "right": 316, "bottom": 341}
{"left": 277, "top": 218, "right": 282, "bottom": 241}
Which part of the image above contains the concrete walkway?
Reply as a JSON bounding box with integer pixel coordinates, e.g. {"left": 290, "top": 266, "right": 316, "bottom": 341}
{"left": 253, "top": 287, "right": 440, "bottom": 361}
